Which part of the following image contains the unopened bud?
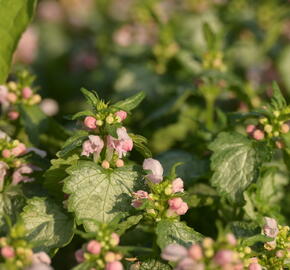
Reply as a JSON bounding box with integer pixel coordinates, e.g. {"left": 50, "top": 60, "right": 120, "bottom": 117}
{"left": 106, "top": 115, "right": 114, "bottom": 124}
{"left": 96, "top": 119, "right": 103, "bottom": 126}
{"left": 7, "top": 92, "right": 17, "bottom": 103}
{"left": 164, "top": 186, "right": 172, "bottom": 195}
{"left": 202, "top": 237, "right": 214, "bottom": 248}
{"left": 116, "top": 159, "right": 124, "bottom": 167}
{"left": 259, "top": 118, "right": 268, "bottom": 124}
{"left": 253, "top": 129, "right": 264, "bottom": 140}
{"left": 102, "top": 160, "right": 110, "bottom": 169}
{"left": 104, "top": 252, "right": 116, "bottom": 262}
{"left": 273, "top": 111, "right": 280, "bottom": 118}
{"left": 281, "top": 123, "right": 290, "bottom": 134}
{"left": 30, "top": 94, "right": 41, "bottom": 104}
{"left": 264, "top": 124, "right": 273, "bottom": 133}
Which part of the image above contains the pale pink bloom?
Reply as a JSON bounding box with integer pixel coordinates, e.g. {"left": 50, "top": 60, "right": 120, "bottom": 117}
{"left": 86, "top": 240, "right": 101, "bottom": 254}
{"left": 7, "top": 92, "right": 17, "bottom": 103}
{"left": 1, "top": 246, "right": 15, "bottom": 258}
{"left": 226, "top": 233, "right": 237, "bottom": 246}
{"left": 8, "top": 111, "right": 19, "bottom": 121}
{"left": 84, "top": 116, "right": 97, "bottom": 129}
{"left": 26, "top": 264, "right": 53, "bottom": 270}
{"left": 246, "top": 125, "right": 256, "bottom": 134}
{"left": 142, "top": 158, "right": 163, "bottom": 183}
{"left": 81, "top": 135, "right": 104, "bottom": 157}
{"left": 12, "top": 164, "right": 34, "bottom": 185}
{"left": 0, "top": 85, "right": 8, "bottom": 106}
{"left": 176, "top": 258, "right": 204, "bottom": 270}
{"left": 2, "top": 149, "right": 11, "bottom": 158}
{"left": 161, "top": 244, "right": 187, "bottom": 262}
{"left": 115, "top": 110, "right": 127, "bottom": 121}
{"left": 252, "top": 129, "right": 264, "bottom": 140}
{"left": 110, "top": 233, "right": 120, "bottom": 246}
{"left": 11, "top": 143, "right": 26, "bottom": 156}
{"left": 234, "top": 263, "right": 244, "bottom": 270}
{"left": 14, "top": 27, "right": 38, "bottom": 64}
{"left": 0, "top": 161, "right": 8, "bottom": 190}
{"left": 105, "top": 261, "right": 123, "bottom": 270}
{"left": 32, "top": 252, "right": 51, "bottom": 265}
{"left": 40, "top": 98, "right": 59, "bottom": 116}
{"left": 248, "top": 263, "right": 262, "bottom": 270}
{"left": 116, "top": 159, "right": 124, "bottom": 167}
{"left": 27, "top": 147, "right": 47, "bottom": 158}
{"left": 113, "top": 25, "right": 133, "bottom": 47}
{"left": 188, "top": 244, "right": 203, "bottom": 260}
{"left": 131, "top": 190, "right": 149, "bottom": 208}
{"left": 167, "top": 198, "right": 188, "bottom": 216}
{"left": 213, "top": 250, "right": 233, "bottom": 266}
{"left": 107, "top": 127, "right": 133, "bottom": 158}
{"left": 75, "top": 249, "right": 84, "bottom": 263}
{"left": 22, "top": 87, "right": 33, "bottom": 99}
{"left": 37, "top": 0, "right": 64, "bottom": 22}
{"left": 263, "top": 217, "right": 279, "bottom": 238}
{"left": 172, "top": 178, "right": 184, "bottom": 193}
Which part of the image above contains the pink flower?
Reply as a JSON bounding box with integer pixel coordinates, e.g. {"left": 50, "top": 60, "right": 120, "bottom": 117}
{"left": 248, "top": 263, "right": 262, "bottom": 270}
{"left": 172, "top": 178, "right": 184, "bottom": 193}
{"left": 106, "top": 261, "right": 123, "bottom": 270}
{"left": 107, "top": 127, "right": 133, "bottom": 158}
{"left": 226, "top": 233, "right": 237, "bottom": 246}
{"left": 142, "top": 158, "right": 163, "bottom": 183}
{"left": 40, "top": 98, "right": 59, "bottom": 116}
{"left": 22, "top": 87, "right": 33, "bottom": 99}
{"left": 116, "top": 159, "right": 124, "bottom": 167}
{"left": 0, "top": 85, "right": 8, "bottom": 106}
{"left": 1, "top": 246, "right": 15, "bottom": 258}
{"left": 32, "top": 252, "right": 51, "bottom": 265}
{"left": 0, "top": 161, "right": 8, "bottom": 190}
{"left": 188, "top": 244, "right": 203, "bottom": 260}
{"left": 115, "top": 110, "right": 127, "bottom": 121}
{"left": 246, "top": 125, "right": 256, "bottom": 134}
{"left": 110, "top": 233, "right": 120, "bottom": 246}
{"left": 167, "top": 198, "right": 188, "bottom": 216}
{"left": 176, "top": 258, "right": 204, "bottom": 270}
{"left": 75, "top": 249, "right": 84, "bottom": 263}
{"left": 263, "top": 217, "right": 279, "bottom": 238}
{"left": 252, "top": 129, "right": 264, "bottom": 140}
{"left": 12, "top": 164, "right": 33, "bottom": 185}
{"left": 8, "top": 111, "right": 19, "bottom": 121}
{"left": 161, "top": 244, "right": 187, "bottom": 262}
{"left": 2, "top": 149, "right": 11, "bottom": 158}
{"left": 11, "top": 143, "right": 26, "bottom": 156}
{"left": 87, "top": 240, "right": 101, "bottom": 254}
{"left": 84, "top": 116, "right": 97, "bottom": 129}
{"left": 213, "top": 250, "right": 233, "bottom": 266}
{"left": 7, "top": 92, "right": 17, "bottom": 103}
{"left": 81, "top": 135, "right": 104, "bottom": 157}
{"left": 131, "top": 190, "right": 149, "bottom": 208}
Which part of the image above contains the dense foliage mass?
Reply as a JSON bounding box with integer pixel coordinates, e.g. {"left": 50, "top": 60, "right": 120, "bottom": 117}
{"left": 1, "top": 0, "right": 290, "bottom": 269}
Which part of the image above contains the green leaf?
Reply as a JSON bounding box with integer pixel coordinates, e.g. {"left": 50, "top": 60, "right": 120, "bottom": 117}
{"left": 80, "top": 88, "right": 99, "bottom": 110}
{"left": 57, "top": 130, "right": 88, "bottom": 158}
{"left": 230, "top": 221, "right": 260, "bottom": 238}
{"left": 202, "top": 23, "right": 216, "bottom": 50}
{"left": 63, "top": 161, "right": 142, "bottom": 231}
{"left": 130, "top": 134, "right": 152, "bottom": 158}
{"left": 209, "top": 132, "right": 261, "bottom": 203}
{"left": 71, "top": 110, "right": 95, "bottom": 120}
{"left": 140, "top": 259, "right": 172, "bottom": 270}
{"left": 241, "top": 234, "right": 273, "bottom": 247}
{"left": 72, "top": 261, "right": 95, "bottom": 270}
{"left": 0, "top": 0, "right": 37, "bottom": 83}
{"left": 113, "top": 91, "right": 146, "bottom": 112}
{"left": 270, "top": 82, "right": 286, "bottom": 111}
{"left": 156, "top": 220, "right": 203, "bottom": 249}
{"left": 21, "top": 197, "right": 74, "bottom": 253}
{"left": 115, "top": 215, "right": 143, "bottom": 236}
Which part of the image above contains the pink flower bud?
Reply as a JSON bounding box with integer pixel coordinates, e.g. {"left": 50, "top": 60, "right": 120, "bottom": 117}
{"left": 106, "top": 261, "right": 123, "bottom": 270}
{"left": 116, "top": 159, "right": 124, "bottom": 167}
{"left": 246, "top": 125, "right": 256, "bottom": 134}
{"left": 188, "top": 244, "right": 203, "bottom": 261}
{"left": 172, "top": 178, "right": 184, "bottom": 193}
{"left": 168, "top": 197, "right": 183, "bottom": 210}
{"left": 86, "top": 240, "right": 101, "bottom": 254}
{"left": 175, "top": 202, "right": 189, "bottom": 215}
{"left": 131, "top": 190, "right": 149, "bottom": 208}
{"left": 84, "top": 116, "right": 97, "bottom": 129}
{"left": 110, "top": 233, "right": 120, "bottom": 246}
{"left": 213, "top": 250, "right": 233, "bottom": 266}
{"left": 226, "top": 233, "right": 237, "bottom": 246}
{"left": 1, "top": 246, "right": 15, "bottom": 258}
{"left": 7, "top": 92, "right": 17, "bottom": 103}
{"left": 102, "top": 160, "right": 110, "bottom": 169}
{"left": 176, "top": 257, "right": 199, "bottom": 270}
{"left": 22, "top": 87, "right": 33, "bottom": 99}
{"left": 276, "top": 250, "right": 284, "bottom": 258}
{"left": 115, "top": 110, "right": 127, "bottom": 121}
{"left": 32, "top": 252, "right": 51, "bottom": 265}
{"left": 11, "top": 143, "right": 26, "bottom": 156}
{"left": 248, "top": 263, "right": 262, "bottom": 270}
{"left": 281, "top": 123, "right": 290, "bottom": 134}
{"left": 252, "top": 129, "right": 264, "bottom": 140}
{"left": 2, "top": 149, "right": 11, "bottom": 158}
{"left": 167, "top": 198, "right": 188, "bottom": 216}
{"left": 161, "top": 244, "right": 188, "bottom": 262}
{"left": 8, "top": 111, "right": 19, "bottom": 120}
{"left": 81, "top": 135, "right": 104, "bottom": 157}
{"left": 75, "top": 249, "right": 84, "bottom": 263}
{"left": 142, "top": 158, "right": 163, "bottom": 183}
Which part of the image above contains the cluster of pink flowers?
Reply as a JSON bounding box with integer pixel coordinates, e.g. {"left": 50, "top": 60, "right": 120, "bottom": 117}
{"left": 74, "top": 233, "right": 123, "bottom": 270}
{"left": 0, "top": 136, "right": 45, "bottom": 190}
{"left": 81, "top": 110, "right": 134, "bottom": 168}
{"left": 161, "top": 234, "right": 256, "bottom": 270}
{"left": 0, "top": 81, "right": 41, "bottom": 121}
{"left": 131, "top": 158, "right": 188, "bottom": 218}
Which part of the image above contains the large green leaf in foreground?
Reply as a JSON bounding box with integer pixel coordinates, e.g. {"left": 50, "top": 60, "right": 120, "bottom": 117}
{"left": 0, "top": 0, "right": 37, "bottom": 83}
{"left": 64, "top": 160, "right": 142, "bottom": 231}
